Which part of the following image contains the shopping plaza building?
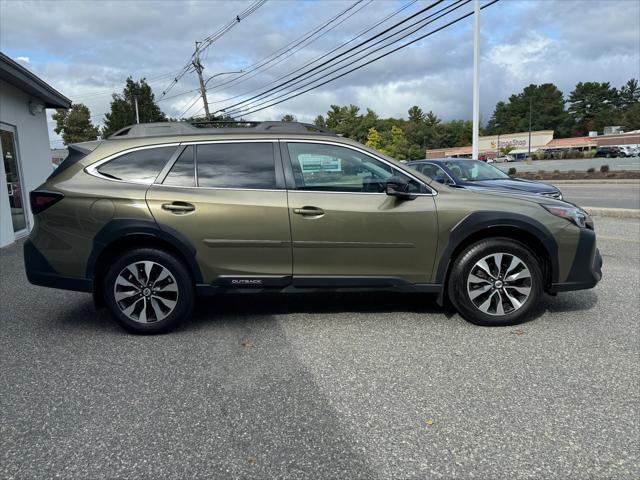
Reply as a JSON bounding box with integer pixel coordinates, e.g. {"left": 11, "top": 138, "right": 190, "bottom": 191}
{"left": 426, "top": 129, "right": 640, "bottom": 159}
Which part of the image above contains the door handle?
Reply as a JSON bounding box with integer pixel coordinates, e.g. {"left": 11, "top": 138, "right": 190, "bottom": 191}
{"left": 162, "top": 202, "right": 195, "bottom": 214}
{"left": 293, "top": 206, "right": 325, "bottom": 216}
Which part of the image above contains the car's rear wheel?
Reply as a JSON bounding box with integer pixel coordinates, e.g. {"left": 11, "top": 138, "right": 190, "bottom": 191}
{"left": 104, "top": 248, "right": 194, "bottom": 334}
{"left": 448, "top": 238, "right": 543, "bottom": 326}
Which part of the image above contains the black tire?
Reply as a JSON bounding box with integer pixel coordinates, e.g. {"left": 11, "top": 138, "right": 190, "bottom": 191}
{"left": 104, "top": 248, "right": 194, "bottom": 334}
{"left": 447, "top": 238, "right": 543, "bottom": 327}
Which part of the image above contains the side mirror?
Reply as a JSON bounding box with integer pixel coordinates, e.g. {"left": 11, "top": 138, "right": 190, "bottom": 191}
{"left": 385, "top": 176, "right": 416, "bottom": 200}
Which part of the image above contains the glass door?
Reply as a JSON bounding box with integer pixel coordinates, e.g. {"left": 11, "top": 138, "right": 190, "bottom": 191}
{"left": 1, "top": 126, "right": 28, "bottom": 236}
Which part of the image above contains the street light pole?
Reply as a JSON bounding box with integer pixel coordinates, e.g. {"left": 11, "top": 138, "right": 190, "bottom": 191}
{"left": 204, "top": 70, "right": 243, "bottom": 88}
{"left": 134, "top": 96, "right": 140, "bottom": 124}
{"left": 528, "top": 97, "right": 532, "bottom": 158}
{"left": 471, "top": 0, "right": 481, "bottom": 160}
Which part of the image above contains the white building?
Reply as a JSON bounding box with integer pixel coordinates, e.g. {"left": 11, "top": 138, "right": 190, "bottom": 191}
{"left": 0, "top": 52, "right": 70, "bottom": 247}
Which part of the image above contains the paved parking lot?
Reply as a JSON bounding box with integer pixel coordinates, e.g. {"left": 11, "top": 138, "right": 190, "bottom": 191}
{"left": 1, "top": 218, "right": 639, "bottom": 479}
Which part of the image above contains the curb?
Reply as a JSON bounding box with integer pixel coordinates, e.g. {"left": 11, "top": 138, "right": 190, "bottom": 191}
{"left": 583, "top": 207, "right": 640, "bottom": 219}
{"left": 549, "top": 180, "right": 640, "bottom": 185}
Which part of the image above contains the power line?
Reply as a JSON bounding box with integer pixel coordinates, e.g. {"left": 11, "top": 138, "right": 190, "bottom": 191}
{"left": 220, "top": 0, "right": 455, "bottom": 116}
{"left": 208, "top": 0, "right": 419, "bottom": 109}
{"left": 178, "top": 93, "right": 205, "bottom": 118}
{"left": 68, "top": 67, "right": 187, "bottom": 102}
{"left": 158, "top": 0, "right": 268, "bottom": 101}
{"left": 202, "top": 0, "right": 371, "bottom": 94}
{"left": 158, "top": 0, "right": 371, "bottom": 105}
{"left": 233, "top": 0, "right": 500, "bottom": 118}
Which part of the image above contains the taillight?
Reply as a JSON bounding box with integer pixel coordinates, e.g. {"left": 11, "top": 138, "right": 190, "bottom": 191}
{"left": 30, "top": 191, "right": 64, "bottom": 214}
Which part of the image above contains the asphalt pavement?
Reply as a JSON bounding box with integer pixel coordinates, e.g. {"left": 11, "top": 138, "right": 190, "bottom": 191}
{"left": 495, "top": 156, "right": 640, "bottom": 172}
{"left": 552, "top": 182, "right": 640, "bottom": 209}
{"left": 1, "top": 218, "right": 639, "bottom": 479}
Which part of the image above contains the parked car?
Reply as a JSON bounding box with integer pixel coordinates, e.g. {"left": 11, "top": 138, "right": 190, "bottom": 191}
{"left": 407, "top": 159, "right": 563, "bottom": 199}
{"left": 487, "top": 155, "right": 514, "bottom": 163}
{"left": 594, "top": 146, "right": 626, "bottom": 158}
{"left": 24, "top": 122, "right": 601, "bottom": 333}
{"left": 618, "top": 145, "right": 637, "bottom": 157}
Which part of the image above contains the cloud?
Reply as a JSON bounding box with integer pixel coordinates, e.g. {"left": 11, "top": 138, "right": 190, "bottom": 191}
{"left": 0, "top": 0, "right": 638, "bottom": 147}
{"left": 15, "top": 56, "right": 30, "bottom": 63}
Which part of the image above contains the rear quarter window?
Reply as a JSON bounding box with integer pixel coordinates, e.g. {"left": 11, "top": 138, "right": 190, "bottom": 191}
{"left": 97, "top": 146, "right": 177, "bottom": 184}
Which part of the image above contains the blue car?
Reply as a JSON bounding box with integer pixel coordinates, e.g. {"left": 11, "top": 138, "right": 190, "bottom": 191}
{"left": 408, "top": 159, "right": 563, "bottom": 200}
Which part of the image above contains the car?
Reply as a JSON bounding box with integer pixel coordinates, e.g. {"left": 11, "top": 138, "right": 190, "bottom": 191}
{"left": 407, "top": 159, "right": 563, "bottom": 199}
{"left": 594, "top": 146, "right": 626, "bottom": 158}
{"left": 618, "top": 145, "right": 637, "bottom": 157}
{"left": 24, "top": 121, "right": 601, "bottom": 334}
{"left": 487, "top": 155, "right": 514, "bottom": 163}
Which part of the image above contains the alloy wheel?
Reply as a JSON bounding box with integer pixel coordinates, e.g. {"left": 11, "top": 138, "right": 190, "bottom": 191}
{"left": 113, "top": 261, "right": 178, "bottom": 323}
{"left": 466, "top": 253, "right": 532, "bottom": 316}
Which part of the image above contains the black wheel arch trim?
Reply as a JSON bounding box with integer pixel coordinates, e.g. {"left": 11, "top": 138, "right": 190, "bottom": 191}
{"left": 434, "top": 211, "right": 560, "bottom": 289}
{"left": 86, "top": 218, "right": 203, "bottom": 283}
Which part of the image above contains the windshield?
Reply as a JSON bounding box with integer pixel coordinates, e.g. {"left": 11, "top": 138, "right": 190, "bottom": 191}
{"left": 443, "top": 160, "right": 510, "bottom": 181}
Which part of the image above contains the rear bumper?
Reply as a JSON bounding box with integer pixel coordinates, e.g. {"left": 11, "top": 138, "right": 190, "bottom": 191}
{"left": 549, "top": 228, "right": 602, "bottom": 293}
{"left": 24, "top": 240, "right": 93, "bottom": 293}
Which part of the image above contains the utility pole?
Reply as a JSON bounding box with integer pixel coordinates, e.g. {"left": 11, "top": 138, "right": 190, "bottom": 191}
{"left": 471, "top": 0, "right": 480, "bottom": 160}
{"left": 193, "top": 43, "right": 211, "bottom": 120}
{"left": 528, "top": 96, "right": 532, "bottom": 158}
{"left": 134, "top": 96, "right": 140, "bottom": 124}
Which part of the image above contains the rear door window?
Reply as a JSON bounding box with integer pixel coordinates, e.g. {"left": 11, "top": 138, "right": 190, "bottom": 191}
{"left": 98, "top": 146, "right": 177, "bottom": 184}
{"left": 196, "top": 142, "right": 276, "bottom": 189}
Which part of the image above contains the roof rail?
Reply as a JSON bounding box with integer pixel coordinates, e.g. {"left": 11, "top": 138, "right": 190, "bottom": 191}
{"left": 107, "top": 121, "right": 336, "bottom": 139}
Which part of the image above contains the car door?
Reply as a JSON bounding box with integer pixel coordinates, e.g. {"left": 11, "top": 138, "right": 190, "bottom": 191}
{"left": 146, "top": 140, "right": 292, "bottom": 287}
{"left": 281, "top": 140, "right": 438, "bottom": 286}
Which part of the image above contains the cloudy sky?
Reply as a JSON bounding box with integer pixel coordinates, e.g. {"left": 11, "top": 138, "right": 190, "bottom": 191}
{"left": 1, "top": 0, "right": 639, "bottom": 147}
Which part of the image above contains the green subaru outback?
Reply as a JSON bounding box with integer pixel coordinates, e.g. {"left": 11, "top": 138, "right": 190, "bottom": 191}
{"left": 24, "top": 122, "right": 602, "bottom": 333}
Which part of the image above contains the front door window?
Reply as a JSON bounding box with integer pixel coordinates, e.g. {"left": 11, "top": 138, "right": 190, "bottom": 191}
{"left": 1, "top": 128, "right": 27, "bottom": 234}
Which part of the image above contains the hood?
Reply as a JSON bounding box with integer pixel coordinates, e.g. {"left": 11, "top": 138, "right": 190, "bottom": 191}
{"left": 461, "top": 177, "right": 559, "bottom": 194}
{"left": 460, "top": 185, "right": 581, "bottom": 211}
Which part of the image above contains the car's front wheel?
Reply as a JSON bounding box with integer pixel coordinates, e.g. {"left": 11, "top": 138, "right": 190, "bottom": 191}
{"left": 104, "top": 248, "right": 194, "bottom": 334}
{"left": 448, "top": 238, "right": 543, "bottom": 326}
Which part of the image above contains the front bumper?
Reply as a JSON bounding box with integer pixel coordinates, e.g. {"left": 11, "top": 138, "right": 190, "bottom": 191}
{"left": 549, "top": 228, "right": 602, "bottom": 293}
{"left": 24, "top": 240, "right": 93, "bottom": 293}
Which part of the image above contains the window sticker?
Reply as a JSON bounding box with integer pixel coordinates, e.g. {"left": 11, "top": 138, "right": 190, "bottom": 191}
{"left": 298, "top": 154, "right": 342, "bottom": 173}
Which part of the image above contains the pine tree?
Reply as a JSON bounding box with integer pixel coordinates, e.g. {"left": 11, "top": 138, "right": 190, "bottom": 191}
{"left": 52, "top": 103, "right": 100, "bottom": 144}
{"left": 102, "top": 77, "right": 167, "bottom": 137}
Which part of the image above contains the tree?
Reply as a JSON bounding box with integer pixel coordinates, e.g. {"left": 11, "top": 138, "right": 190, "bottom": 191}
{"left": 618, "top": 79, "right": 640, "bottom": 109}
{"left": 404, "top": 105, "right": 427, "bottom": 148}
{"left": 102, "top": 77, "right": 167, "bottom": 137}
{"left": 382, "top": 125, "right": 410, "bottom": 160}
{"left": 281, "top": 114, "right": 296, "bottom": 122}
{"left": 486, "top": 84, "right": 571, "bottom": 137}
{"left": 324, "top": 104, "right": 362, "bottom": 139}
{"left": 365, "top": 127, "right": 382, "bottom": 150}
{"left": 313, "top": 115, "right": 326, "bottom": 128}
{"left": 618, "top": 79, "right": 640, "bottom": 131}
{"left": 424, "top": 111, "right": 441, "bottom": 127}
{"left": 621, "top": 102, "right": 640, "bottom": 131}
{"left": 432, "top": 120, "right": 472, "bottom": 149}
{"left": 408, "top": 105, "right": 425, "bottom": 123}
{"left": 567, "top": 81, "right": 619, "bottom": 135}
{"left": 52, "top": 103, "right": 99, "bottom": 144}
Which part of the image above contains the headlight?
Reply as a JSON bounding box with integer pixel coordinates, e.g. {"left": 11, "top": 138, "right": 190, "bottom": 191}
{"left": 542, "top": 204, "right": 588, "bottom": 228}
